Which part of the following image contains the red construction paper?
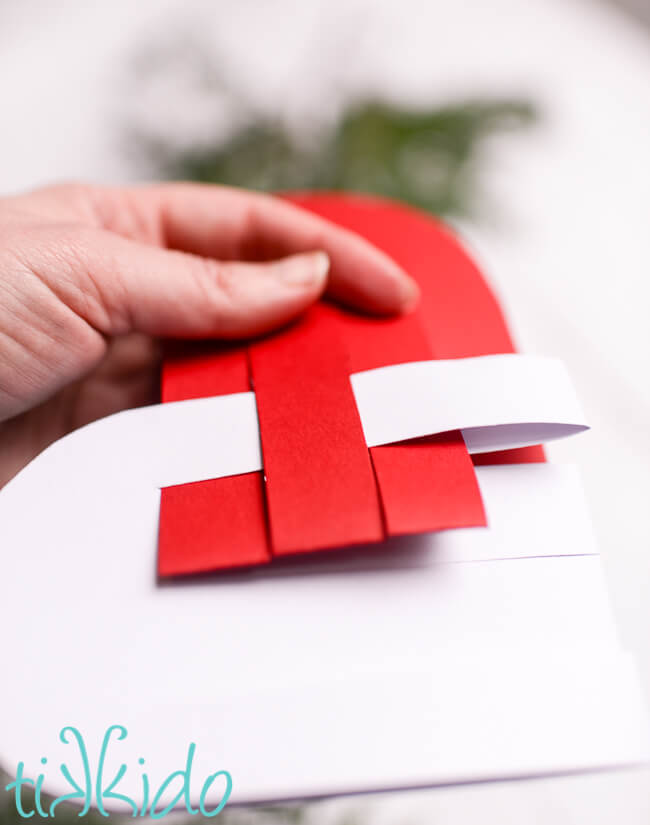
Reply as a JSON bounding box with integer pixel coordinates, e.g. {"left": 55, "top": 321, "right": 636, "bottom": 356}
{"left": 161, "top": 342, "right": 250, "bottom": 403}
{"left": 249, "top": 304, "right": 384, "bottom": 554}
{"left": 319, "top": 307, "right": 487, "bottom": 535}
{"left": 158, "top": 193, "right": 545, "bottom": 576}
{"left": 283, "top": 195, "right": 488, "bottom": 537}
{"left": 371, "top": 433, "right": 487, "bottom": 535}
{"left": 158, "top": 473, "right": 269, "bottom": 577}
{"left": 339, "top": 196, "right": 543, "bottom": 464}
{"left": 472, "top": 445, "right": 546, "bottom": 465}
{"left": 287, "top": 194, "right": 514, "bottom": 359}
{"left": 158, "top": 342, "right": 270, "bottom": 576}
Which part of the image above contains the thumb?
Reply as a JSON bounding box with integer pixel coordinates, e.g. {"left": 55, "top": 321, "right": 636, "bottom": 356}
{"left": 76, "top": 231, "right": 330, "bottom": 339}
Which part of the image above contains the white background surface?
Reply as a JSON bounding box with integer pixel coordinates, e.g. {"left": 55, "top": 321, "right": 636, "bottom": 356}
{"left": 1, "top": 0, "right": 649, "bottom": 821}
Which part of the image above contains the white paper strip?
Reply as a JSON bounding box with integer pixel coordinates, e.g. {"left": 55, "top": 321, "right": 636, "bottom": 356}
{"left": 21, "top": 353, "right": 587, "bottom": 490}
{"left": 350, "top": 354, "right": 588, "bottom": 451}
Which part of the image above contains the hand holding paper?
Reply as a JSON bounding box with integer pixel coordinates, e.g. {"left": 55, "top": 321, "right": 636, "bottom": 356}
{"left": 0, "top": 182, "right": 417, "bottom": 486}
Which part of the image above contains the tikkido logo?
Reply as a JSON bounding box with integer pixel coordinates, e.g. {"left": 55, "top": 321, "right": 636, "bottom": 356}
{"left": 4, "top": 725, "right": 232, "bottom": 819}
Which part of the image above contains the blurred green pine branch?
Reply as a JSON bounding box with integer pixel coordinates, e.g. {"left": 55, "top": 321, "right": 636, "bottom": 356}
{"left": 143, "top": 99, "right": 537, "bottom": 219}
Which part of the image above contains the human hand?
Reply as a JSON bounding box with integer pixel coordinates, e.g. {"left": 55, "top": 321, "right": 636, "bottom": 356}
{"left": 0, "top": 182, "right": 418, "bottom": 486}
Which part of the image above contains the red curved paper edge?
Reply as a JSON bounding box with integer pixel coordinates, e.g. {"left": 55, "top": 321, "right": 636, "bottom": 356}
{"left": 158, "top": 194, "right": 544, "bottom": 577}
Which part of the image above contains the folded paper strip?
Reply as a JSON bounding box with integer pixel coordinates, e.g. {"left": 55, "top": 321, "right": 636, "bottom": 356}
{"left": 158, "top": 195, "right": 584, "bottom": 576}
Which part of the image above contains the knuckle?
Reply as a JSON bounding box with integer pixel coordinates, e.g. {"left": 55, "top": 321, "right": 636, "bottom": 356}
{"left": 187, "top": 256, "right": 240, "bottom": 334}
{"left": 192, "top": 256, "right": 236, "bottom": 298}
{"left": 48, "top": 224, "right": 101, "bottom": 270}
{"left": 36, "top": 224, "right": 117, "bottom": 331}
{"left": 211, "top": 261, "right": 239, "bottom": 298}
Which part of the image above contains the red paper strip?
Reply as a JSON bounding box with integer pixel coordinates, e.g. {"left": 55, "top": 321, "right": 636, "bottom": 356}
{"left": 284, "top": 195, "right": 488, "bottom": 535}
{"left": 158, "top": 343, "right": 271, "bottom": 577}
{"left": 472, "top": 445, "right": 546, "bottom": 465}
{"left": 161, "top": 342, "right": 250, "bottom": 403}
{"left": 158, "top": 474, "right": 269, "bottom": 577}
{"left": 249, "top": 305, "right": 384, "bottom": 555}
{"left": 371, "top": 433, "right": 487, "bottom": 534}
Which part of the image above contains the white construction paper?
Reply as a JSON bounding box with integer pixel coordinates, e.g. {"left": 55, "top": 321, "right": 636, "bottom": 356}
{"left": 0, "top": 429, "right": 646, "bottom": 808}
{"left": 0, "top": 352, "right": 643, "bottom": 809}
{"left": 1, "top": 651, "right": 645, "bottom": 812}
{"left": 350, "top": 354, "right": 588, "bottom": 451}
{"left": 17, "top": 354, "right": 587, "bottom": 491}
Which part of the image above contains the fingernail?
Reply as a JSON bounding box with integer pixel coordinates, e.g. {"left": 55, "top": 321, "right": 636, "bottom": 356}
{"left": 278, "top": 251, "right": 330, "bottom": 288}
{"left": 398, "top": 276, "right": 420, "bottom": 313}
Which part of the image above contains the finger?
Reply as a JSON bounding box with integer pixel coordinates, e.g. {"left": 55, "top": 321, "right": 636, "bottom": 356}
{"left": 72, "top": 231, "right": 331, "bottom": 339}
{"left": 94, "top": 183, "right": 420, "bottom": 315}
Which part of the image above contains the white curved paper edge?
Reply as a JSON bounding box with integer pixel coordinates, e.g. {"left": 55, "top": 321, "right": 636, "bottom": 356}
{"left": 6, "top": 353, "right": 588, "bottom": 491}
{"left": 350, "top": 354, "right": 588, "bottom": 451}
